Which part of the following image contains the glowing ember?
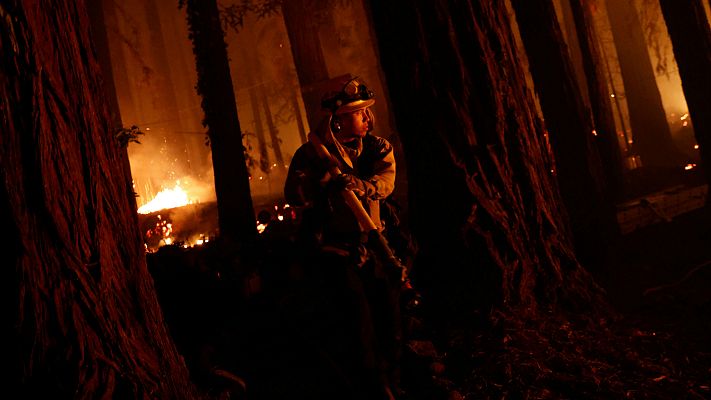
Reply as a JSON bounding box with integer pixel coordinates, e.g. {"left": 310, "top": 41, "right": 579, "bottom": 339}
{"left": 138, "top": 184, "right": 192, "bottom": 214}
{"left": 257, "top": 223, "right": 267, "bottom": 234}
{"left": 684, "top": 163, "right": 697, "bottom": 171}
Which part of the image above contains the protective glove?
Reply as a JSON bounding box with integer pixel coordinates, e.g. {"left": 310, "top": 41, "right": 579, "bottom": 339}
{"left": 331, "top": 173, "right": 376, "bottom": 198}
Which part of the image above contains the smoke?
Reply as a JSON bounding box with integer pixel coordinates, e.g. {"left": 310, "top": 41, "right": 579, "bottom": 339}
{"left": 128, "top": 128, "right": 216, "bottom": 208}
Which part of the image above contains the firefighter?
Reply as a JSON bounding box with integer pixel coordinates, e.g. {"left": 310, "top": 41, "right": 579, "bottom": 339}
{"left": 285, "top": 76, "right": 402, "bottom": 399}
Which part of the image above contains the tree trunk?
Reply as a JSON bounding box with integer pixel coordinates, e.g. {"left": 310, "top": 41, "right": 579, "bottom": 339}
{"left": 101, "top": 0, "right": 139, "bottom": 128}
{"left": 1, "top": 1, "right": 197, "bottom": 397}
{"left": 658, "top": 0, "right": 711, "bottom": 190}
{"left": 249, "top": 84, "right": 271, "bottom": 173}
{"left": 605, "top": 0, "right": 681, "bottom": 168}
{"left": 569, "top": 0, "right": 625, "bottom": 199}
{"left": 143, "top": 0, "right": 190, "bottom": 174}
{"left": 281, "top": 0, "right": 330, "bottom": 131}
{"left": 291, "top": 89, "right": 308, "bottom": 144}
{"left": 510, "top": 0, "right": 618, "bottom": 269}
{"left": 86, "top": 0, "right": 123, "bottom": 130}
{"left": 368, "top": 0, "right": 603, "bottom": 321}
{"left": 557, "top": 0, "right": 590, "bottom": 104}
{"left": 183, "top": 0, "right": 257, "bottom": 243}
{"left": 260, "top": 83, "right": 286, "bottom": 170}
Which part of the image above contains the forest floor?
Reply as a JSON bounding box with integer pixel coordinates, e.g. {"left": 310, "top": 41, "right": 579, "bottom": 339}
{"left": 448, "top": 200, "right": 711, "bottom": 400}
{"left": 146, "top": 185, "right": 711, "bottom": 400}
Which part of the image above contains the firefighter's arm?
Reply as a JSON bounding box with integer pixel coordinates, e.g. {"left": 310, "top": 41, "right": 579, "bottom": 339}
{"left": 284, "top": 145, "right": 331, "bottom": 206}
{"left": 334, "top": 138, "right": 396, "bottom": 200}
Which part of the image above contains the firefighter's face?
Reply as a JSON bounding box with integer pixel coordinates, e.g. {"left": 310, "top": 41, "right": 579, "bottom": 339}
{"left": 337, "top": 108, "right": 371, "bottom": 142}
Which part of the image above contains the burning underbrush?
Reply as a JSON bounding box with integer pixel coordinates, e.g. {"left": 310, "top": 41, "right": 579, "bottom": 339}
{"left": 139, "top": 202, "right": 219, "bottom": 251}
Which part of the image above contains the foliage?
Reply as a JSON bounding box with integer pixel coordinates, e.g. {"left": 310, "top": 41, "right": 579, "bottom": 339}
{"left": 179, "top": 0, "right": 282, "bottom": 34}
{"left": 240, "top": 131, "right": 261, "bottom": 173}
{"left": 114, "top": 125, "right": 145, "bottom": 147}
{"left": 218, "top": 0, "right": 283, "bottom": 34}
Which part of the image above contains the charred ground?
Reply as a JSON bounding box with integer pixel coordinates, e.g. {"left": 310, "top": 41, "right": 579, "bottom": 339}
{"left": 146, "top": 198, "right": 711, "bottom": 399}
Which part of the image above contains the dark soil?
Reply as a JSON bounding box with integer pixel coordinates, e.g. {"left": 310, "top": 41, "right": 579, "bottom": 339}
{"left": 146, "top": 200, "right": 711, "bottom": 399}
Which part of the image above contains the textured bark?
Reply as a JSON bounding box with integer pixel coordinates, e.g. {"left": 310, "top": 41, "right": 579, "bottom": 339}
{"left": 281, "top": 0, "right": 330, "bottom": 130}
{"left": 569, "top": 0, "right": 625, "bottom": 199}
{"left": 510, "top": 0, "right": 618, "bottom": 268}
{"left": 1, "top": 1, "right": 197, "bottom": 398}
{"left": 659, "top": 0, "right": 711, "bottom": 189}
{"left": 184, "top": 0, "right": 257, "bottom": 242}
{"left": 605, "top": 0, "right": 681, "bottom": 168}
{"left": 86, "top": 0, "right": 123, "bottom": 129}
{"left": 368, "top": 0, "right": 603, "bottom": 320}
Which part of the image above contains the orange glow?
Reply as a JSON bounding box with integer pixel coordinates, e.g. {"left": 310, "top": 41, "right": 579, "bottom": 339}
{"left": 137, "top": 183, "right": 192, "bottom": 214}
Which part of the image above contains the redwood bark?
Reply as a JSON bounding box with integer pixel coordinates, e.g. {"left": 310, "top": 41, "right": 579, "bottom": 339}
{"left": 368, "top": 0, "right": 603, "bottom": 319}
{"left": 1, "top": 1, "right": 196, "bottom": 397}
{"left": 658, "top": 0, "right": 711, "bottom": 190}
{"left": 183, "top": 0, "right": 257, "bottom": 242}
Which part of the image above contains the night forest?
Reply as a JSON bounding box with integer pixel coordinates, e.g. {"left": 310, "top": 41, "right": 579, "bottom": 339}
{"left": 4, "top": 0, "right": 711, "bottom": 399}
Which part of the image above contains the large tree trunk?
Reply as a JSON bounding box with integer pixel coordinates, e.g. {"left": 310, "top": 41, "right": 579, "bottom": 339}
{"left": 281, "top": 0, "right": 330, "bottom": 131}
{"left": 569, "top": 0, "right": 625, "bottom": 199}
{"left": 368, "top": 0, "right": 603, "bottom": 321}
{"left": 510, "top": 0, "right": 618, "bottom": 269}
{"left": 605, "top": 0, "right": 681, "bottom": 168}
{"left": 1, "top": 1, "right": 197, "bottom": 398}
{"left": 183, "top": 0, "right": 257, "bottom": 243}
{"left": 86, "top": 0, "right": 123, "bottom": 130}
{"left": 658, "top": 0, "right": 711, "bottom": 191}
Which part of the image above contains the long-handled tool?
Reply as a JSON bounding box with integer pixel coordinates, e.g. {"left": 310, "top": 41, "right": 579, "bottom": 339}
{"left": 308, "top": 132, "right": 409, "bottom": 284}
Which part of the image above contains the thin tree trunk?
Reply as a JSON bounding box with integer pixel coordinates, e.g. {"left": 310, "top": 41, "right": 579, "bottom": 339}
{"left": 291, "top": 90, "right": 308, "bottom": 144}
{"left": 658, "top": 0, "right": 711, "bottom": 191}
{"left": 569, "top": 0, "right": 625, "bottom": 199}
{"left": 249, "top": 84, "right": 270, "bottom": 173}
{"left": 240, "top": 43, "right": 270, "bottom": 173}
{"left": 510, "top": 0, "right": 618, "bottom": 268}
{"left": 605, "top": 0, "right": 681, "bottom": 168}
{"left": 368, "top": 0, "right": 604, "bottom": 320}
{"left": 101, "top": 0, "right": 139, "bottom": 128}
{"left": 183, "top": 0, "right": 257, "bottom": 243}
{"left": 144, "top": 0, "right": 190, "bottom": 173}
{"left": 260, "top": 83, "right": 286, "bottom": 170}
{"left": 2, "top": 1, "right": 197, "bottom": 397}
{"left": 160, "top": 1, "right": 209, "bottom": 175}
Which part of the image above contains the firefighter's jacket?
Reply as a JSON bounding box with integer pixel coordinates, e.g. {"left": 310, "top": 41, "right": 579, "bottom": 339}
{"left": 285, "top": 130, "right": 396, "bottom": 243}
